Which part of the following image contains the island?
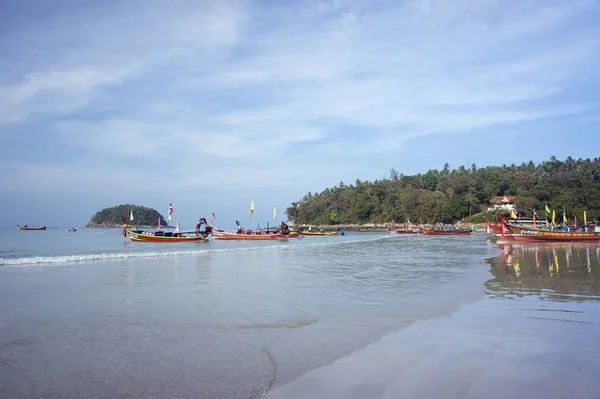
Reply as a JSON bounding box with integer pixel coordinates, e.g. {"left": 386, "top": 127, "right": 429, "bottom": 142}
{"left": 86, "top": 204, "right": 168, "bottom": 228}
{"left": 285, "top": 156, "right": 600, "bottom": 228}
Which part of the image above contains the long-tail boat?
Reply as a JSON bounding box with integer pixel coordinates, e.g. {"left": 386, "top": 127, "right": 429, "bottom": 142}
{"left": 420, "top": 228, "right": 472, "bottom": 236}
{"left": 17, "top": 225, "right": 46, "bottom": 231}
{"left": 121, "top": 215, "right": 210, "bottom": 243}
{"left": 388, "top": 228, "right": 420, "bottom": 235}
{"left": 298, "top": 231, "right": 338, "bottom": 236}
{"left": 504, "top": 224, "right": 600, "bottom": 243}
{"left": 125, "top": 229, "right": 210, "bottom": 243}
{"left": 212, "top": 231, "right": 284, "bottom": 240}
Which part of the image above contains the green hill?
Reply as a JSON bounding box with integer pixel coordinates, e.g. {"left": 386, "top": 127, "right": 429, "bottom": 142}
{"left": 285, "top": 156, "right": 600, "bottom": 225}
{"left": 86, "top": 204, "right": 167, "bottom": 228}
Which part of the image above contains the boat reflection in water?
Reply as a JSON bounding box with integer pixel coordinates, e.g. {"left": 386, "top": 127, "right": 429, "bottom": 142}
{"left": 485, "top": 243, "right": 600, "bottom": 302}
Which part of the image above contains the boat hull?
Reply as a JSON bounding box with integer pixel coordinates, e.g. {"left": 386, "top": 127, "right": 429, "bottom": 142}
{"left": 389, "top": 229, "right": 420, "bottom": 235}
{"left": 420, "top": 228, "right": 472, "bottom": 236}
{"left": 212, "top": 231, "right": 284, "bottom": 240}
{"left": 127, "top": 229, "right": 209, "bottom": 243}
{"left": 17, "top": 225, "right": 46, "bottom": 231}
{"left": 298, "top": 231, "right": 338, "bottom": 236}
{"left": 505, "top": 224, "right": 600, "bottom": 242}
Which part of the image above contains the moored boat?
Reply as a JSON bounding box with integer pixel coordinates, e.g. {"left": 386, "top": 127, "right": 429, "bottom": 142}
{"left": 212, "top": 231, "right": 284, "bottom": 240}
{"left": 389, "top": 228, "right": 420, "bottom": 235}
{"left": 298, "top": 231, "right": 338, "bottom": 236}
{"left": 420, "top": 228, "right": 472, "bottom": 236}
{"left": 17, "top": 225, "right": 46, "bottom": 231}
{"left": 504, "top": 224, "right": 600, "bottom": 242}
{"left": 126, "top": 228, "right": 210, "bottom": 243}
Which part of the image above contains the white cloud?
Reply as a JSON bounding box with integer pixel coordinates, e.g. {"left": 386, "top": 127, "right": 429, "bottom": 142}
{"left": 2, "top": 0, "right": 600, "bottom": 195}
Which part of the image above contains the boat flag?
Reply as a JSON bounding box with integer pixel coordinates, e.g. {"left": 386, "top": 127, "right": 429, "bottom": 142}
{"left": 130, "top": 210, "right": 134, "bottom": 222}
{"left": 174, "top": 218, "right": 180, "bottom": 234}
{"left": 273, "top": 207, "right": 277, "bottom": 219}
{"left": 545, "top": 204, "right": 551, "bottom": 214}
{"left": 584, "top": 210, "right": 587, "bottom": 225}
{"left": 551, "top": 209, "right": 556, "bottom": 225}
{"left": 250, "top": 201, "right": 255, "bottom": 218}
{"left": 210, "top": 211, "right": 216, "bottom": 224}
{"left": 563, "top": 209, "right": 567, "bottom": 225}
{"left": 157, "top": 217, "right": 162, "bottom": 232}
{"left": 574, "top": 216, "right": 577, "bottom": 226}
{"left": 168, "top": 199, "right": 174, "bottom": 221}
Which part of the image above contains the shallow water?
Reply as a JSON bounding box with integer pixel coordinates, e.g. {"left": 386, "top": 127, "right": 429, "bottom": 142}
{"left": 0, "top": 228, "right": 501, "bottom": 398}
{"left": 268, "top": 241, "right": 600, "bottom": 399}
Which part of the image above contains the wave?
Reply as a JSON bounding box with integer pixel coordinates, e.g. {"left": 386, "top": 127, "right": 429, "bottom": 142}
{"left": 0, "top": 234, "right": 391, "bottom": 267}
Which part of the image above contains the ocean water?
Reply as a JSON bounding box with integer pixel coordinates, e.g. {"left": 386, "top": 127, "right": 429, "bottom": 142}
{"left": 1, "top": 228, "right": 598, "bottom": 398}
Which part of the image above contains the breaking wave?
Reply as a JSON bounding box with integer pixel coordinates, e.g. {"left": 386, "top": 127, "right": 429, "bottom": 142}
{"left": 0, "top": 234, "right": 392, "bottom": 267}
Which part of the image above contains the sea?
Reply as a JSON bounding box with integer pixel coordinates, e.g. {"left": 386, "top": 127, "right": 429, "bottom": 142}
{"left": 1, "top": 227, "right": 600, "bottom": 398}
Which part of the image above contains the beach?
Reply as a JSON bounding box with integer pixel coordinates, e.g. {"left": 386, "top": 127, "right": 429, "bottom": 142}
{"left": 1, "top": 229, "right": 599, "bottom": 398}
{"left": 269, "top": 243, "right": 600, "bottom": 399}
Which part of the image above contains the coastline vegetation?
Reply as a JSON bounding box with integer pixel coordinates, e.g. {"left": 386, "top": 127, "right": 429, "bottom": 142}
{"left": 286, "top": 156, "right": 600, "bottom": 225}
{"left": 86, "top": 204, "right": 166, "bottom": 228}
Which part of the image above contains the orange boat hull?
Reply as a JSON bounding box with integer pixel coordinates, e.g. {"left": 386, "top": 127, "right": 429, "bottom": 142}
{"left": 212, "top": 231, "right": 284, "bottom": 240}
{"left": 505, "top": 224, "right": 600, "bottom": 242}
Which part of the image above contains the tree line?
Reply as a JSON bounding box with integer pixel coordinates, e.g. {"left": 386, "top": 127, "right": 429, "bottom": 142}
{"left": 285, "top": 156, "right": 600, "bottom": 225}
{"left": 87, "top": 204, "right": 167, "bottom": 227}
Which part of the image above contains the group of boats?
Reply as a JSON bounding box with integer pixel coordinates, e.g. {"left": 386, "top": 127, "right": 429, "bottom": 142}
{"left": 123, "top": 225, "right": 345, "bottom": 243}
{"left": 484, "top": 213, "right": 600, "bottom": 243}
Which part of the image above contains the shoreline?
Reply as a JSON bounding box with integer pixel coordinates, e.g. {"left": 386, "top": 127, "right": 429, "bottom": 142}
{"left": 267, "top": 295, "right": 600, "bottom": 399}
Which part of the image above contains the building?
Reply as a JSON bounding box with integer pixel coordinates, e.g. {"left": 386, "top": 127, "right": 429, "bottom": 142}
{"left": 487, "top": 195, "right": 516, "bottom": 212}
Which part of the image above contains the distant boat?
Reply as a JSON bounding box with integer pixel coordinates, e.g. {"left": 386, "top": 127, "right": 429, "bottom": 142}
{"left": 420, "top": 228, "right": 472, "bottom": 236}
{"left": 17, "top": 225, "right": 46, "bottom": 231}
{"left": 388, "top": 228, "right": 420, "bottom": 235}
{"left": 298, "top": 231, "right": 339, "bottom": 236}
{"left": 67, "top": 228, "right": 77, "bottom": 232}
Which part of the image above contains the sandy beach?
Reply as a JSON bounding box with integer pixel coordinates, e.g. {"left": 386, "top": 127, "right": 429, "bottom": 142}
{"left": 269, "top": 244, "right": 600, "bottom": 399}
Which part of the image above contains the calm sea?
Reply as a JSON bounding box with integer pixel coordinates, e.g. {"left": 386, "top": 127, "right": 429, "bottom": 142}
{"left": 1, "top": 228, "right": 599, "bottom": 398}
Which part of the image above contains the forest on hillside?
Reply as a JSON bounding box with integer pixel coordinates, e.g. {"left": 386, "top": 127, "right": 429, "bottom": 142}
{"left": 87, "top": 204, "right": 167, "bottom": 227}
{"left": 285, "top": 156, "right": 600, "bottom": 225}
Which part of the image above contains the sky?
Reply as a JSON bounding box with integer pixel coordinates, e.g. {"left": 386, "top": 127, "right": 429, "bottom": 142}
{"left": 1, "top": 0, "right": 600, "bottom": 228}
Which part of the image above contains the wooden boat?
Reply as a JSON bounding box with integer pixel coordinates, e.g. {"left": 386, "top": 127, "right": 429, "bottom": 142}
{"left": 420, "top": 228, "right": 472, "bottom": 236}
{"left": 389, "top": 228, "right": 420, "bottom": 235}
{"left": 17, "top": 225, "right": 46, "bottom": 231}
{"left": 298, "top": 231, "right": 338, "bottom": 236}
{"left": 212, "top": 231, "right": 284, "bottom": 241}
{"left": 504, "top": 224, "right": 600, "bottom": 242}
{"left": 126, "top": 229, "right": 209, "bottom": 243}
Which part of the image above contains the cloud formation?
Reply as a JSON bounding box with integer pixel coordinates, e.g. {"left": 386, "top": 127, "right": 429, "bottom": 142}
{"left": 1, "top": 0, "right": 599, "bottom": 200}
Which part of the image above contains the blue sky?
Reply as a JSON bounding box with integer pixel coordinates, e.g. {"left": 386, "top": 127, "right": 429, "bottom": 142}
{"left": 1, "top": 0, "right": 600, "bottom": 228}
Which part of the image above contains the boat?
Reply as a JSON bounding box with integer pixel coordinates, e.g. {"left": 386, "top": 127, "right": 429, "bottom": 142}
{"left": 126, "top": 228, "right": 210, "bottom": 243}
{"left": 67, "top": 228, "right": 77, "bottom": 232}
{"left": 504, "top": 224, "right": 600, "bottom": 243}
{"left": 420, "top": 228, "right": 472, "bottom": 236}
{"left": 388, "top": 228, "right": 420, "bottom": 235}
{"left": 298, "top": 231, "right": 339, "bottom": 236}
{"left": 212, "top": 231, "right": 284, "bottom": 241}
{"left": 17, "top": 225, "right": 46, "bottom": 231}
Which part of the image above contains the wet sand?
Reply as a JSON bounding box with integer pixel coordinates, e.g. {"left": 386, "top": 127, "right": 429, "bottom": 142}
{"left": 268, "top": 243, "right": 600, "bottom": 399}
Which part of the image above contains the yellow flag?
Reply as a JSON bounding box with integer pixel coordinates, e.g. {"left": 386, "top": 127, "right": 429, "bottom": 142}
{"left": 250, "top": 201, "right": 255, "bottom": 217}
{"left": 584, "top": 210, "right": 587, "bottom": 225}
{"left": 510, "top": 210, "right": 517, "bottom": 219}
{"left": 273, "top": 207, "right": 277, "bottom": 219}
{"left": 551, "top": 209, "right": 556, "bottom": 225}
{"left": 563, "top": 211, "right": 567, "bottom": 225}
{"left": 545, "top": 204, "right": 551, "bottom": 214}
